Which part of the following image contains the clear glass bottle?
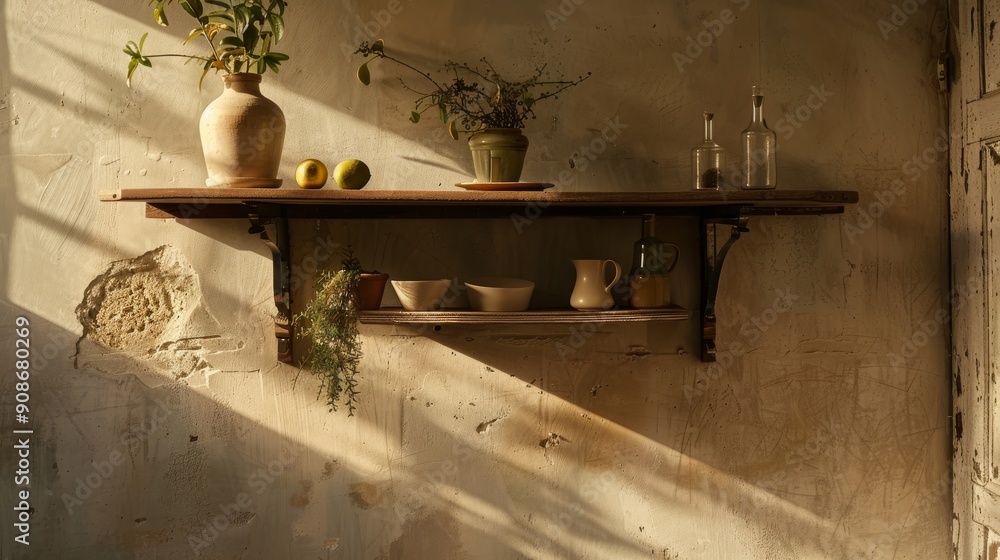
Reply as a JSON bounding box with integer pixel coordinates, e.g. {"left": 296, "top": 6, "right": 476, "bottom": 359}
{"left": 692, "top": 112, "right": 725, "bottom": 190}
{"left": 629, "top": 215, "right": 678, "bottom": 309}
{"left": 740, "top": 86, "right": 777, "bottom": 190}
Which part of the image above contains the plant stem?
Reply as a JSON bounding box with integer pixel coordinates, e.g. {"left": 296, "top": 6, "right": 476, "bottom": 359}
{"left": 373, "top": 52, "right": 446, "bottom": 92}
{"left": 145, "top": 53, "right": 214, "bottom": 63}
{"left": 196, "top": 20, "right": 228, "bottom": 73}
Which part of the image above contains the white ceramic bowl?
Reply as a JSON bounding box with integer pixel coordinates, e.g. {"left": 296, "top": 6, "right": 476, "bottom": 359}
{"left": 391, "top": 280, "right": 452, "bottom": 311}
{"left": 465, "top": 277, "right": 534, "bottom": 312}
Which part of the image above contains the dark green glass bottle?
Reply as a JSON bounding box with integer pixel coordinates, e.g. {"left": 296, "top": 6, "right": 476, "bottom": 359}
{"left": 629, "top": 215, "right": 679, "bottom": 308}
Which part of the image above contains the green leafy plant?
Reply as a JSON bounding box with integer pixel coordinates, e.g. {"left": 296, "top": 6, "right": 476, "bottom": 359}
{"left": 295, "top": 250, "right": 364, "bottom": 415}
{"left": 123, "top": 0, "right": 289, "bottom": 88}
{"left": 355, "top": 40, "right": 590, "bottom": 138}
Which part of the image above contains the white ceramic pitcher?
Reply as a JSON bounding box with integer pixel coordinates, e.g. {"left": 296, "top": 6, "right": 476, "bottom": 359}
{"left": 570, "top": 259, "right": 622, "bottom": 310}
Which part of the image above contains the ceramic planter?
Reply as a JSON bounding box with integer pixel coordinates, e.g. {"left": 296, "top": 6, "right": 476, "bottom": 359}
{"left": 200, "top": 73, "right": 285, "bottom": 188}
{"left": 357, "top": 273, "right": 389, "bottom": 310}
{"left": 468, "top": 128, "right": 529, "bottom": 182}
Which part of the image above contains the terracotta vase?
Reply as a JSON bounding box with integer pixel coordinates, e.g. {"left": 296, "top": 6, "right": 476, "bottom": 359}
{"left": 357, "top": 273, "right": 389, "bottom": 310}
{"left": 200, "top": 73, "right": 285, "bottom": 188}
{"left": 468, "top": 128, "right": 529, "bottom": 182}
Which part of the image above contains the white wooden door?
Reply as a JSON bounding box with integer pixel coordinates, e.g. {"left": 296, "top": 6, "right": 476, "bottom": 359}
{"left": 953, "top": 1, "right": 1000, "bottom": 558}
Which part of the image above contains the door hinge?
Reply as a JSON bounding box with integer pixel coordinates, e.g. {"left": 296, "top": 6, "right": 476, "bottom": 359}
{"left": 938, "top": 50, "right": 950, "bottom": 93}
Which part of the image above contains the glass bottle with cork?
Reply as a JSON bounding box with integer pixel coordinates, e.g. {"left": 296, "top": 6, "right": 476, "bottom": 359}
{"left": 692, "top": 111, "right": 725, "bottom": 190}
{"left": 740, "top": 85, "right": 777, "bottom": 189}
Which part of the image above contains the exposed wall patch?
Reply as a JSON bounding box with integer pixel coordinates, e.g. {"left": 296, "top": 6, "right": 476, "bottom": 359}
{"left": 74, "top": 246, "right": 235, "bottom": 382}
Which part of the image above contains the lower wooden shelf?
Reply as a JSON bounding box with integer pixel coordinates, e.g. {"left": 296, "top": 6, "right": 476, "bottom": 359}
{"left": 357, "top": 307, "right": 690, "bottom": 325}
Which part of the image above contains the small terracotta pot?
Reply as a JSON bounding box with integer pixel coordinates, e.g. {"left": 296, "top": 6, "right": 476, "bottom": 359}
{"left": 357, "top": 273, "right": 389, "bottom": 310}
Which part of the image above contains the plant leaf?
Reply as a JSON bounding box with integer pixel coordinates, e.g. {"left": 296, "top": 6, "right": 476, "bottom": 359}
{"left": 439, "top": 101, "right": 447, "bottom": 124}
{"left": 199, "top": 59, "right": 214, "bottom": 90}
{"left": 127, "top": 57, "right": 139, "bottom": 87}
{"left": 371, "top": 38, "right": 384, "bottom": 54}
{"left": 220, "top": 46, "right": 246, "bottom": 58}
{"left": 523, "top": 96, "right": 535, "bottom": 111}
{"left": 233, "top": 5, "right": 249, "bottom": 33}
{"left": 179, "top": 0, "right": 202, "bottom": 19}
{"left": 204, "top": 10, "right": 235, "bottom": 23}
{"left": 138, "top": 32, "right": 148, "bottom": 51}
{"left": 203, "top": 22, "right": 226, "bottom": 41}
{"left": 267, "top": 52, "right": 288, "bottom": 61}
{"left": 409, "top": 111, "right": 421, "bottom": 123}
{"left": 153, "top": 0, "right": 168, "bottom": 26}
{"left": 448, "top": 118, "right": 459, "bottom": 140}
{"left": 183, "top": 27, "right": 204, "bottom": 45}
{"left": 205, "top": 0, "right": 229, "bottom": 8}
{"left": 268, "top": 13, "right": 284, "bottom": 43}
{"left": 357, "top": 63, "right": 370, "bottom": 85}
{"left": 220, "top": 36, "right": 243, "bottom": 47}
{"left": 242, "top": 23, "right": 259, "bottom": 52}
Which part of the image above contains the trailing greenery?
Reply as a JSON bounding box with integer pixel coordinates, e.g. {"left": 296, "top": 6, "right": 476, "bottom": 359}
{"left": 296, "top": 252, "right": 363, "bottom": 415}
{"left": 123, "top": 0, "right": 289, "bottom": 88}
{"left": 355, "top": 40, "right": 589, "bottom": 138}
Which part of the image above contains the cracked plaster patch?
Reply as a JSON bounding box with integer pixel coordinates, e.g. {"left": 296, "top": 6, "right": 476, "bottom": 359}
{"left": 75, "top": 246, "right": 236, "bottom": 384}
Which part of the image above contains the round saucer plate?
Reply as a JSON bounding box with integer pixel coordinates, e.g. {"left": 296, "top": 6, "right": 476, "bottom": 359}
{"left": 456, "top": 182, "right": 554, "bottom": 192}
{"left": 207, "top": 177, "right": 283, "bottom": 188}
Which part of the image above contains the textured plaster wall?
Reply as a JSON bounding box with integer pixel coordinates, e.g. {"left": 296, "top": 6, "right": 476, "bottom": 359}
{"left": 0, "top": 0, "right": 950, "bottom": 558}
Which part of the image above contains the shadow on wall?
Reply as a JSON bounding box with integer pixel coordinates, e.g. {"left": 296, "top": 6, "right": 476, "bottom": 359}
{"left": 0, "top": 302, "right": 871, "bottom": 559}
{"left": 72, "top": 195, "right": 926, "bottom": 558}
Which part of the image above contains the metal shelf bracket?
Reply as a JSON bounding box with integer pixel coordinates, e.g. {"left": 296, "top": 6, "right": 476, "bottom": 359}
{"left": 700, "top": 207, "right": 752, "bottom": 362}
{"left": 247, "top": 203, "right": 293, "bottom": 364}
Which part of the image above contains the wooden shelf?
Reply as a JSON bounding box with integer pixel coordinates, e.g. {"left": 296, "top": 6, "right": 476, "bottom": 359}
{"left": 100, "top": 186, "right": 859, "bottom": 363}
{"left": 358, "top": 306, "right": 690, "bottom": 325}
{"left": 99, "top": 188, "right": 859, "bottom": 219}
